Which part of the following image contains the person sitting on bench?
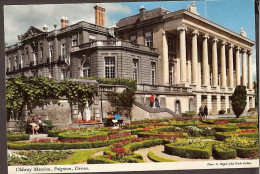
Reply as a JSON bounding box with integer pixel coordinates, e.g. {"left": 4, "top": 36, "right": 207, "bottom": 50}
{"left": 27, "top": 114, "right": 39, "bottom": 135}
{"left": 107, "top": 112, "right": 113, "bottom": 127}
{"left": 37, "top": 115, "right": 47, "bottom": 133}
{"left": 115, "top": 111, "right": 123, "bottom": 126}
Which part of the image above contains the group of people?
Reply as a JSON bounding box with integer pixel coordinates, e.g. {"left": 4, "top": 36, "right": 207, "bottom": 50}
{"left": 199, "top": 105, "right": 208, "bottom": 119}
{"left": 27, "top": 114, "right": 47, "bottom": 135}
{"left": 149, "top": 94, "right": 160, "bottom": 108}
{"left": 107, "top": 111, "right": 123, "bottom": 127}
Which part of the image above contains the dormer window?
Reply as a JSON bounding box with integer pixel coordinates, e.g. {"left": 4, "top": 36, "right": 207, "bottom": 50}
{"left": 130, "top": 35, "right": 137, "bottom": 44}
{"left": 145, "top": 32, "right": 153, "bottom": 47}
{"left": 33, "top": 52, "right": 38, "bottom": 65}
{"left": 21, "top": 54, "right": 24, "bottom": 68}
{"left": 49, "top": 45, "right": 53, "bottom": 62}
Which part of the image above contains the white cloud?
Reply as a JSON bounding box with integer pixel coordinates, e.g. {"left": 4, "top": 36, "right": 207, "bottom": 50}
{"left": 4, "top": 3, "right": 131, "bottom": 45}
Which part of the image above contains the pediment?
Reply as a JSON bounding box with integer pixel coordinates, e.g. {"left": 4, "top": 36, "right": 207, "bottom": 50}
{"left": 22, "top": 26, "right": 43, "bottom": 40}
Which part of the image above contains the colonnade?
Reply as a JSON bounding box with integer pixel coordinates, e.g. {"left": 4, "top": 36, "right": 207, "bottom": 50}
{"left": 176, "top": 27, "right": 253, "bottom": 89}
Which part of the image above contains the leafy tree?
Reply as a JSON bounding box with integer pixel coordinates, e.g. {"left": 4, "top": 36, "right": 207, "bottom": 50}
{"left": 231, "top": 85, "right": 247, "bottom": 118}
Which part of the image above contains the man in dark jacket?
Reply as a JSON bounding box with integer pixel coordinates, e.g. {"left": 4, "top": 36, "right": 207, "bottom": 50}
{"left": 204, "top": 105, "right": 208, "bottom": 119}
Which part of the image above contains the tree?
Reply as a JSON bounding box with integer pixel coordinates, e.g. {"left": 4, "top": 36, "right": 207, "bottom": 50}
{"left": 231, "top": 85, "right": 247, "bottom": 118}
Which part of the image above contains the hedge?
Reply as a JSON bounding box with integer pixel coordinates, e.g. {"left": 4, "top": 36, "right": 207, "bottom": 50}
{"left": 215, "top": 132, "right": 259, "bottom": 141}
{"left": 8, "top": 136, "right": 136, "bottom": 150}
{"left": 148, "top": 151, "right": 177, "bottom": 162}
{"left": 214, "top": 126, "right": 238, "bottom": 132}
{"left": 212, "top": 146, "right": 237, "bottom": 159}
{"left": 164, "top": 143, "right": 212, "bottom": 159}
{"left": 87, "top": 156, "right": 119, "bottom": 164}
{"left": 131, "top": 128, "right": 147, "bottom": 135}
{"left": 7, "top": 134, "right": 30, "bottom": 142}
{"left": 137, "top": 132, "right": 188, "bottom": 138}
{"left": 124, "top": 139, "right": 164, "bottom": 152}
{"left": 235, "top": 147, "right": 259, "bottom": 158}
{"left": 47, "top": 130, "right": 66, "bottom": 137}
{"left": 122, "top": 124, "right": 146, "bottom": 129}
{"left": 58, "top": 131, "right": 108, "bottom": 140}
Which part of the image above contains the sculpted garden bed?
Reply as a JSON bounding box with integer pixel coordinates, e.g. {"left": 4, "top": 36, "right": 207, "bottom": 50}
{"left": 8, "top": 118, "right": 259, "bottom": 165}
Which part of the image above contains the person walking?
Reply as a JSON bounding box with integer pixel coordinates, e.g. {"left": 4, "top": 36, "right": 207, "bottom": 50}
{"left": 199, "top": 105, "right": 204, "bottom": 119}
{"left": 204, "top": 105, "right": 208, "bottom": 119}
{"left": 155, "top": 95, "right": 160, "bottom": 108}
{"left": 150, "top": 94, "right": 155, "bottom": 108}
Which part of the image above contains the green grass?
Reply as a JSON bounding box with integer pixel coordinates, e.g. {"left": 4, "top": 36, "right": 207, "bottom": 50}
{"left": 51, "top": 148, "right": 104, "bottom": 165}
{"left": 147, "top": 151, "right": 177, "bottom": 162}
{"left": 242, "top": 115, "right": 258, "bottom": 119}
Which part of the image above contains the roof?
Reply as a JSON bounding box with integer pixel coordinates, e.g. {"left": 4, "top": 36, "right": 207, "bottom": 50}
{"left": 116, "top": 7, "right": 171, "bottom": 27}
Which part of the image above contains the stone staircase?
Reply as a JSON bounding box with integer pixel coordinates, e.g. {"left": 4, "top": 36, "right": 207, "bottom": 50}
{"left": 132, "top": 101, "right": 181, "bottom": 121}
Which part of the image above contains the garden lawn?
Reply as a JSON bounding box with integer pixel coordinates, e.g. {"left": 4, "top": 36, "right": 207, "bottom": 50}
{"left": 51, "top": 149, "right": 104, "bottom": 165}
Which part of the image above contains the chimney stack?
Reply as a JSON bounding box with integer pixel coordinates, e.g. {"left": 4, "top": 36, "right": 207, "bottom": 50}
{"left": 94, "top": 5, "right": 105, "bottom": 27}
{"left": 61, "top": 16, "right": 69, "bottom": 29}
{"left": 43, "top": 24, "right": 48, "bottom": 32}
{"left": 139, "top": 6, "right": 146, "bottom": 21}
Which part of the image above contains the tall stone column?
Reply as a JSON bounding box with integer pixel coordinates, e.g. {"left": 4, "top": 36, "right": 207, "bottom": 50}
{"left": 235, "top": 47, "right": 241, "bottom": 86}
{"left": 177, "top": 27, "right": 187, "bottom": 84}
{"left": 248, "top": 51, "right": 253, "bottom": 89}
{"left": 228, "top": 44, "right": 234, "bottom": 88}
{"left": 212, "top": 38, "right": 218, "bottom": 87}
{"left": 220, "top": 41, "right": 227, "bottom": 87}
{"left": 191, "top": 30, "right": 199, "bottom": 84}
{"left": 162, "top": 29, "right": 169, "bottom": 86}
{"left": 242, "top": 49, "right": 247, "bottom": 86}
{"left": 202, "top": 34, "right": 209, "bottom": 86}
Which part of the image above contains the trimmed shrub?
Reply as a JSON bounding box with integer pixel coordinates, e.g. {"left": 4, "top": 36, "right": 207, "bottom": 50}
{"left": 47, "top": 130, "right": 66, "bottom": 137}
{"left": 212, "top": 144, "right": 237, "bottom": 159}
{"left": 7, "top": 134, "right": 30, "bottom": 141}
{"left": 58, "top": 131, "right": 108, "bottom": 140}
{"left": 131, "top": 128, "right": 147, "bottom": 135}
{"left": 124, "top": 139, "right": 164, "bottom": 152}
{"left": 235, "top": 147, "right": 259, "bottom": 158}
{"left": 122, "top": 124, "right": 146, "bottom": 129}
{"left": 182, "top": 111, "right": 196, "bottom": 117}
{"left": 121, "top": 156, "right": 145, "bottom": 163}
{"left": 164, "top": 143, "right": 212, "bottom": 159}
{"left": 226, "top": 118, "right": 246, "bottom": 123}
{"left": 219, "top": 110, "right": 226, "bottom": 115}
{"left": 87, "top": 156, "right": 119, "bottom": 164}
{"left": 148, "top": 151, "right": 177, "bottom": 162}
{"left": 214, "top": 125, "right": 239, "bottom": 132}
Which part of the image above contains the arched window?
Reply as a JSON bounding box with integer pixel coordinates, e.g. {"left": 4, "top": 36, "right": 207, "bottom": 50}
{"left": 82, "top": 60, "right": 90, "bottom": 77}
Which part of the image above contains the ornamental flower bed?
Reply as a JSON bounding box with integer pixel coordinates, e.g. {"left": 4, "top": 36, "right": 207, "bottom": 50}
{"left": 215, "top": 129, "right": 258, "bottom": 141}
{"left": 74, "top": 120, "right": 101, "bottom": 124}
{"left": 236, "top": 122, "right": 258, "bottom": 129}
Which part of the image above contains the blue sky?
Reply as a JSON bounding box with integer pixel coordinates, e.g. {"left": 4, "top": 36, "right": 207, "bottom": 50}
{"left": 4, "top": 0, "right": 256, "bottom": 80}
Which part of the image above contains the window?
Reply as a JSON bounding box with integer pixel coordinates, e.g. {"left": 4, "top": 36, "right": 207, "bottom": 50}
{"left": 82, "top": 61, "right": 90, "bottom": 77}
{"left": 168, "top": 36, "right": 176, "bottom": 54}
{"left": 8, "top": 57, "right": 11, "bottom": 69}
{"left": 151, "top": 62, "right": 156, "bottom": 85}
{"left": 130, "top": 35, "right": 137, "bottom": 44}
{"left": 21, "top": 54, "right": 24, "bottom": 68}
{"left": 14, "top": 56, "right": 18, "bottom": 70}
{"left": 105, "top": 57, "right": 115, "bottom": 78}
{"left": 33, "top": 52, "right": 38, "bottom": 65}
{"left": 61, "top": 69, "right": 67, "bottom": 79}
{"left": 145, "top": 32, "right": 153, "bottom": 47}
{"left": 40, "top": 47, "right": 43, "bottom": 60}
{"left": 72, "top": 39, "right": 77, "bottom": 46}
{"left": 49, "top": 45, "right": 53, "bottom": 62}
{"left": 49, "top": 68, "right": 53, "bottom": 78}
{"left": 133, "top": 59, "right": 139, "bottom": 82}
{"left": 169, "top": 63, "right": 174, "bottom": 85}
{"left": 61, "top": 43, "right": 66, "bottom": 58}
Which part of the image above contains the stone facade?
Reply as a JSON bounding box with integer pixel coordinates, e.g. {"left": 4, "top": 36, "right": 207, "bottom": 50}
{"left": 5, "top": 3, "right": 256, "bottom": 123}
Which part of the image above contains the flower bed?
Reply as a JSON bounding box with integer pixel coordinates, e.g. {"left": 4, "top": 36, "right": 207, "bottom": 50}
{"left": 8, "top": 136, "right": 136, "bottom": 150}
{"left": 212, "top": 143, "right": 237, "bottom": 159}
{"left": 57, "top": 129, "right": 108, "bottom": 140}
{"left": 225, "top": 137, "right": 259, "bottom": 158}
{"left": 164, "top": 139, "right": 213, "bottom": 159}
{"left": 236, "top": 122, "right": 258, "bottom": 129}
{"left": 214, "top": 124, "right": 239, "bottom": 132}
{"left": 215, "top": 129, "right": 258, "bottom": 141}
